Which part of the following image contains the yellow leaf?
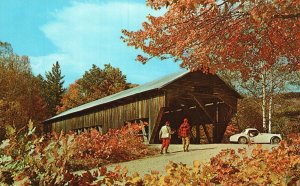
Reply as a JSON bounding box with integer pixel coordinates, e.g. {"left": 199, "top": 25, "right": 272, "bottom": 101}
{"left": 5, "top": 125, "right": 16, "bottom": 136}
{"left": 28, "top": 119, "right": 33, "bottom": 131}
{"left": 193, "top": 160, "right": 200, "bottom": 168}
{"left": 131, "top": 176, "right": 141, "bottom": 183}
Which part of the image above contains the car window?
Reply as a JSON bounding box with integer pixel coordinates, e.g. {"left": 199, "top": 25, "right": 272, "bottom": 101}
{"left": 248, "top": 130, "right": 259, "bottom": 137}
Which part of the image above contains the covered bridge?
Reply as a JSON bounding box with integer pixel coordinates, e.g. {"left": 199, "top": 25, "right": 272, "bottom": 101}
{"left": 44, "top": 70, "right": 241, "bottom": 143}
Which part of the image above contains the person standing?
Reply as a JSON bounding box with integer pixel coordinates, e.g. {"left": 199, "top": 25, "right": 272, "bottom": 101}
{"left": 178, "top": 118, "right": 191, "bottom": 152}
{"left": 159, "top": 121, "right": 172, "bottom": 154}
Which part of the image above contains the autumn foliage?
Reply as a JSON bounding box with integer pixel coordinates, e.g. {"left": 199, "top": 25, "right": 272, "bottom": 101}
{"left": 2, "top": 120, "right": 300, "bottom": 185}
{"left": 71, "top": 134, "right": 300, "bottom": 185}
{"left": 70, "top": 124, "right": 155, "bottom": 170}
{"left": 122, "top": 0, "right": 300, "bottom": 79}
{"left": 57, "top": 64, "right": 129, "bottom": 114}
{"left": 0, "top": 122, "right": 157, "bottom": 185}
{"left": 0, "top": 43, "right": 49, "bottom": 139}
{"left": 56, "top": 82, "right": 82, "bottom": 114}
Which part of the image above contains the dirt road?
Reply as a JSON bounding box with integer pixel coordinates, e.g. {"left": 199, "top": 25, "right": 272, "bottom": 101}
{"left": 106, "top": 144, "right": 277, "bottom": 175}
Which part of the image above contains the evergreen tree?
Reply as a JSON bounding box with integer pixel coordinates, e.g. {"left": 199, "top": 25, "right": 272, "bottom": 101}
{"left": 45, "top": 61, "right": 66, "bottom": 115}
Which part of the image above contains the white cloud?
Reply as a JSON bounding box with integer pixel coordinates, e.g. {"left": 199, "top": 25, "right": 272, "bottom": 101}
{"left": 30, "top": 1, "right": 180, "bottom": 86}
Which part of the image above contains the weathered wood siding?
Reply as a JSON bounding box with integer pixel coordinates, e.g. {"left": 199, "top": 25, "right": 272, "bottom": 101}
{"left": 50, "top": 93, "right": 165, "bottom": 135}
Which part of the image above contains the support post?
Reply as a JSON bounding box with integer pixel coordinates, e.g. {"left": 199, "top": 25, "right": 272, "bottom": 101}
{"left": 196, "top": 123, "right": 200, "bottom": 143}
{"left": 213, "top": 123, "right": 227, "bottom": 143}
{"left": 149, "top": 107, "right": 165, "bottom": 143}
{"left": 202, "top": 124, "right": 212, "bottom": 143}
{"left": 139, "top": 120, "right": 148, "bottom": 143}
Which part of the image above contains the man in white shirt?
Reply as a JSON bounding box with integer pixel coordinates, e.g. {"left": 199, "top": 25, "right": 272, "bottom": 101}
{"left": 159, "top": 121, "right": 172, "bottom": 154}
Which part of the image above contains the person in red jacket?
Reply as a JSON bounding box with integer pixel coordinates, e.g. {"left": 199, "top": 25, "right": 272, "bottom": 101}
{"left": 178, "top": 118, "right": 191, "bottom": 152}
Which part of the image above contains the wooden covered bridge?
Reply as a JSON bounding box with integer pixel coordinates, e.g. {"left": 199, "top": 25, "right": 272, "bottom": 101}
{"left": 44, "top": 70, "right": 241, "bottom": 144}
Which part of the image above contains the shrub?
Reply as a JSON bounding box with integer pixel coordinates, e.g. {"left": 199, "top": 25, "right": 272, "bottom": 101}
{"left": 2, "top": 120, "right": 300, "bottom": 185}
{"left": 0, "top": 121, "right": 158, "bottom": 185}
{"left": 70, "top": 123, "right": 157, "bottom": 171}
{"left": 70, "top": 134, "right": 300, "bottom": 185}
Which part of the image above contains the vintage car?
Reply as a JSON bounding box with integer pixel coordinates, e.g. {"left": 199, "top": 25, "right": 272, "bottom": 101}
{"left": 229, "top": 128, "right": 282, "bottom": 144}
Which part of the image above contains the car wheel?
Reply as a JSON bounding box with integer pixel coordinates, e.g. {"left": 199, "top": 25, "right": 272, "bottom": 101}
{"left": 238, "top": 137, "right": 247, "bottom": 144}
{"left": 271, "top": 137, "right": 281, "bottom": 144}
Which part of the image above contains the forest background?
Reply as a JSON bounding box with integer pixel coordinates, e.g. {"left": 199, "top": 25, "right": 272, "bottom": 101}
{"left": 0, "top": 39, "right": 299, "bottom": 141}
{"left": 1, "top": 0, "right": 300, "bottom": 139}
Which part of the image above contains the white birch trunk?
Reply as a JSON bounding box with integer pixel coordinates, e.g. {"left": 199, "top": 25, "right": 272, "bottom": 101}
{"left": 268, "top": 72, "right": 273, "bottom": 133}
{"left": 261, "top": 71, "right": 267, "bottom": 132}
{"left": 268, "top": 95, "right": 273, "bottom": 133}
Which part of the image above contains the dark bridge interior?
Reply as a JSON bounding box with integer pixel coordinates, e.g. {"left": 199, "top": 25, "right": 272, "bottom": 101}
{"left": 151, "top": 72, "right": 239, "bottom": 144}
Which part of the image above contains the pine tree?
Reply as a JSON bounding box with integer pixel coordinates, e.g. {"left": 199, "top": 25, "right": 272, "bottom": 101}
{"left": 45, "top": 61, "right": 66, "bottom": 115}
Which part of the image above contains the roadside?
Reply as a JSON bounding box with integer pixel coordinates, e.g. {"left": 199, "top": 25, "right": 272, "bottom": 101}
{"left": 105, "top": 143, "right": 278, "bottom": 176}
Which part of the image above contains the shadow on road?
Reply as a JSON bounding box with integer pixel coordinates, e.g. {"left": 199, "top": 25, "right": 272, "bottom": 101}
{"left": 168, "top": 147, "right": 216, "bottom": 154}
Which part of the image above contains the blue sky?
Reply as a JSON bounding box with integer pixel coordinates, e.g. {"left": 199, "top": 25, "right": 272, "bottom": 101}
{"left": 0, "top": 0, "right": 181, "bottom": 86}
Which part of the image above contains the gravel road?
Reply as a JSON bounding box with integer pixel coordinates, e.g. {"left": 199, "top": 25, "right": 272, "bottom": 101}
{"left": 106, "top": 143, "right": 277, "bottom": 176}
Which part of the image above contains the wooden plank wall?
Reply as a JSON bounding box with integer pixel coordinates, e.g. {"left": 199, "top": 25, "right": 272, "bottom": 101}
{"left": 51, "top": 93, "right": 165, "bottom": 135}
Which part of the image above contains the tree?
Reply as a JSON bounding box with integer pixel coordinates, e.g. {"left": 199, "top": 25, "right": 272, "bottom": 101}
{"left": 219, "top": 59, "right": 299, "bottom": 132}
{"left": 122, "top": 0, "right": 300, "bottom": 132}
{"left": 77, "top": 64, "right": 128, "bottom": 101}
{"left": 36, "top": 74, "right": 52, "bottom": 117}
{"left": 0, "top": 42, "right": 49, "bottom": 139}
{"left": 290, "top": 71, "right": 300, "bottom": 87}
{"left": 36, "top": 74, "right": 47, "bottom": 99}
{"left": 57, "top": 64, "right": 128, "bottom": 113}
{"left": 122, "top": 0, "right": 299, "bottom": 77}
{"left": 45, "top": 61, "right": 66, "bottom": 115}
{"left": 56, "top": 82, "right": 82, "bottom": 114}
{"left": 0, "top": 41, "right": 13, "bottom": 58}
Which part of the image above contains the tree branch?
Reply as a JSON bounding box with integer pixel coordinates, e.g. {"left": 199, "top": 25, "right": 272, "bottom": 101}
{"left": 274, "top": 13, "right": 300, "bottom": 19}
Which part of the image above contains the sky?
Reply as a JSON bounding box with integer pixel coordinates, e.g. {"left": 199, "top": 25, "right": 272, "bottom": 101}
{"left": 0, "top": 0, "right": 182, "bottom": 86}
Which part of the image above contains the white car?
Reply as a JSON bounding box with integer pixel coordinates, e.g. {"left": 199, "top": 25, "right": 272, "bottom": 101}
{"left": 229, "top": 128, "right": 282, "bottom": 144}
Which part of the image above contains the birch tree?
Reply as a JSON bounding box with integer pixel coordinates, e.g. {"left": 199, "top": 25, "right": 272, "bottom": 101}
{"left": 219, "top": 59, "right": 298, "bottom": 132}
{"left": 122, "top": 0, "right": 300, "bottom": 132}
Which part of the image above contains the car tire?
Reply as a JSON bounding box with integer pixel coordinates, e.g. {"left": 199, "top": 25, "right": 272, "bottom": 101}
{"left": 238, "top": 137, "right": 248, "bottom": 144}
{"left": 271, "top": 137, "right": 281, "bottom": 144}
